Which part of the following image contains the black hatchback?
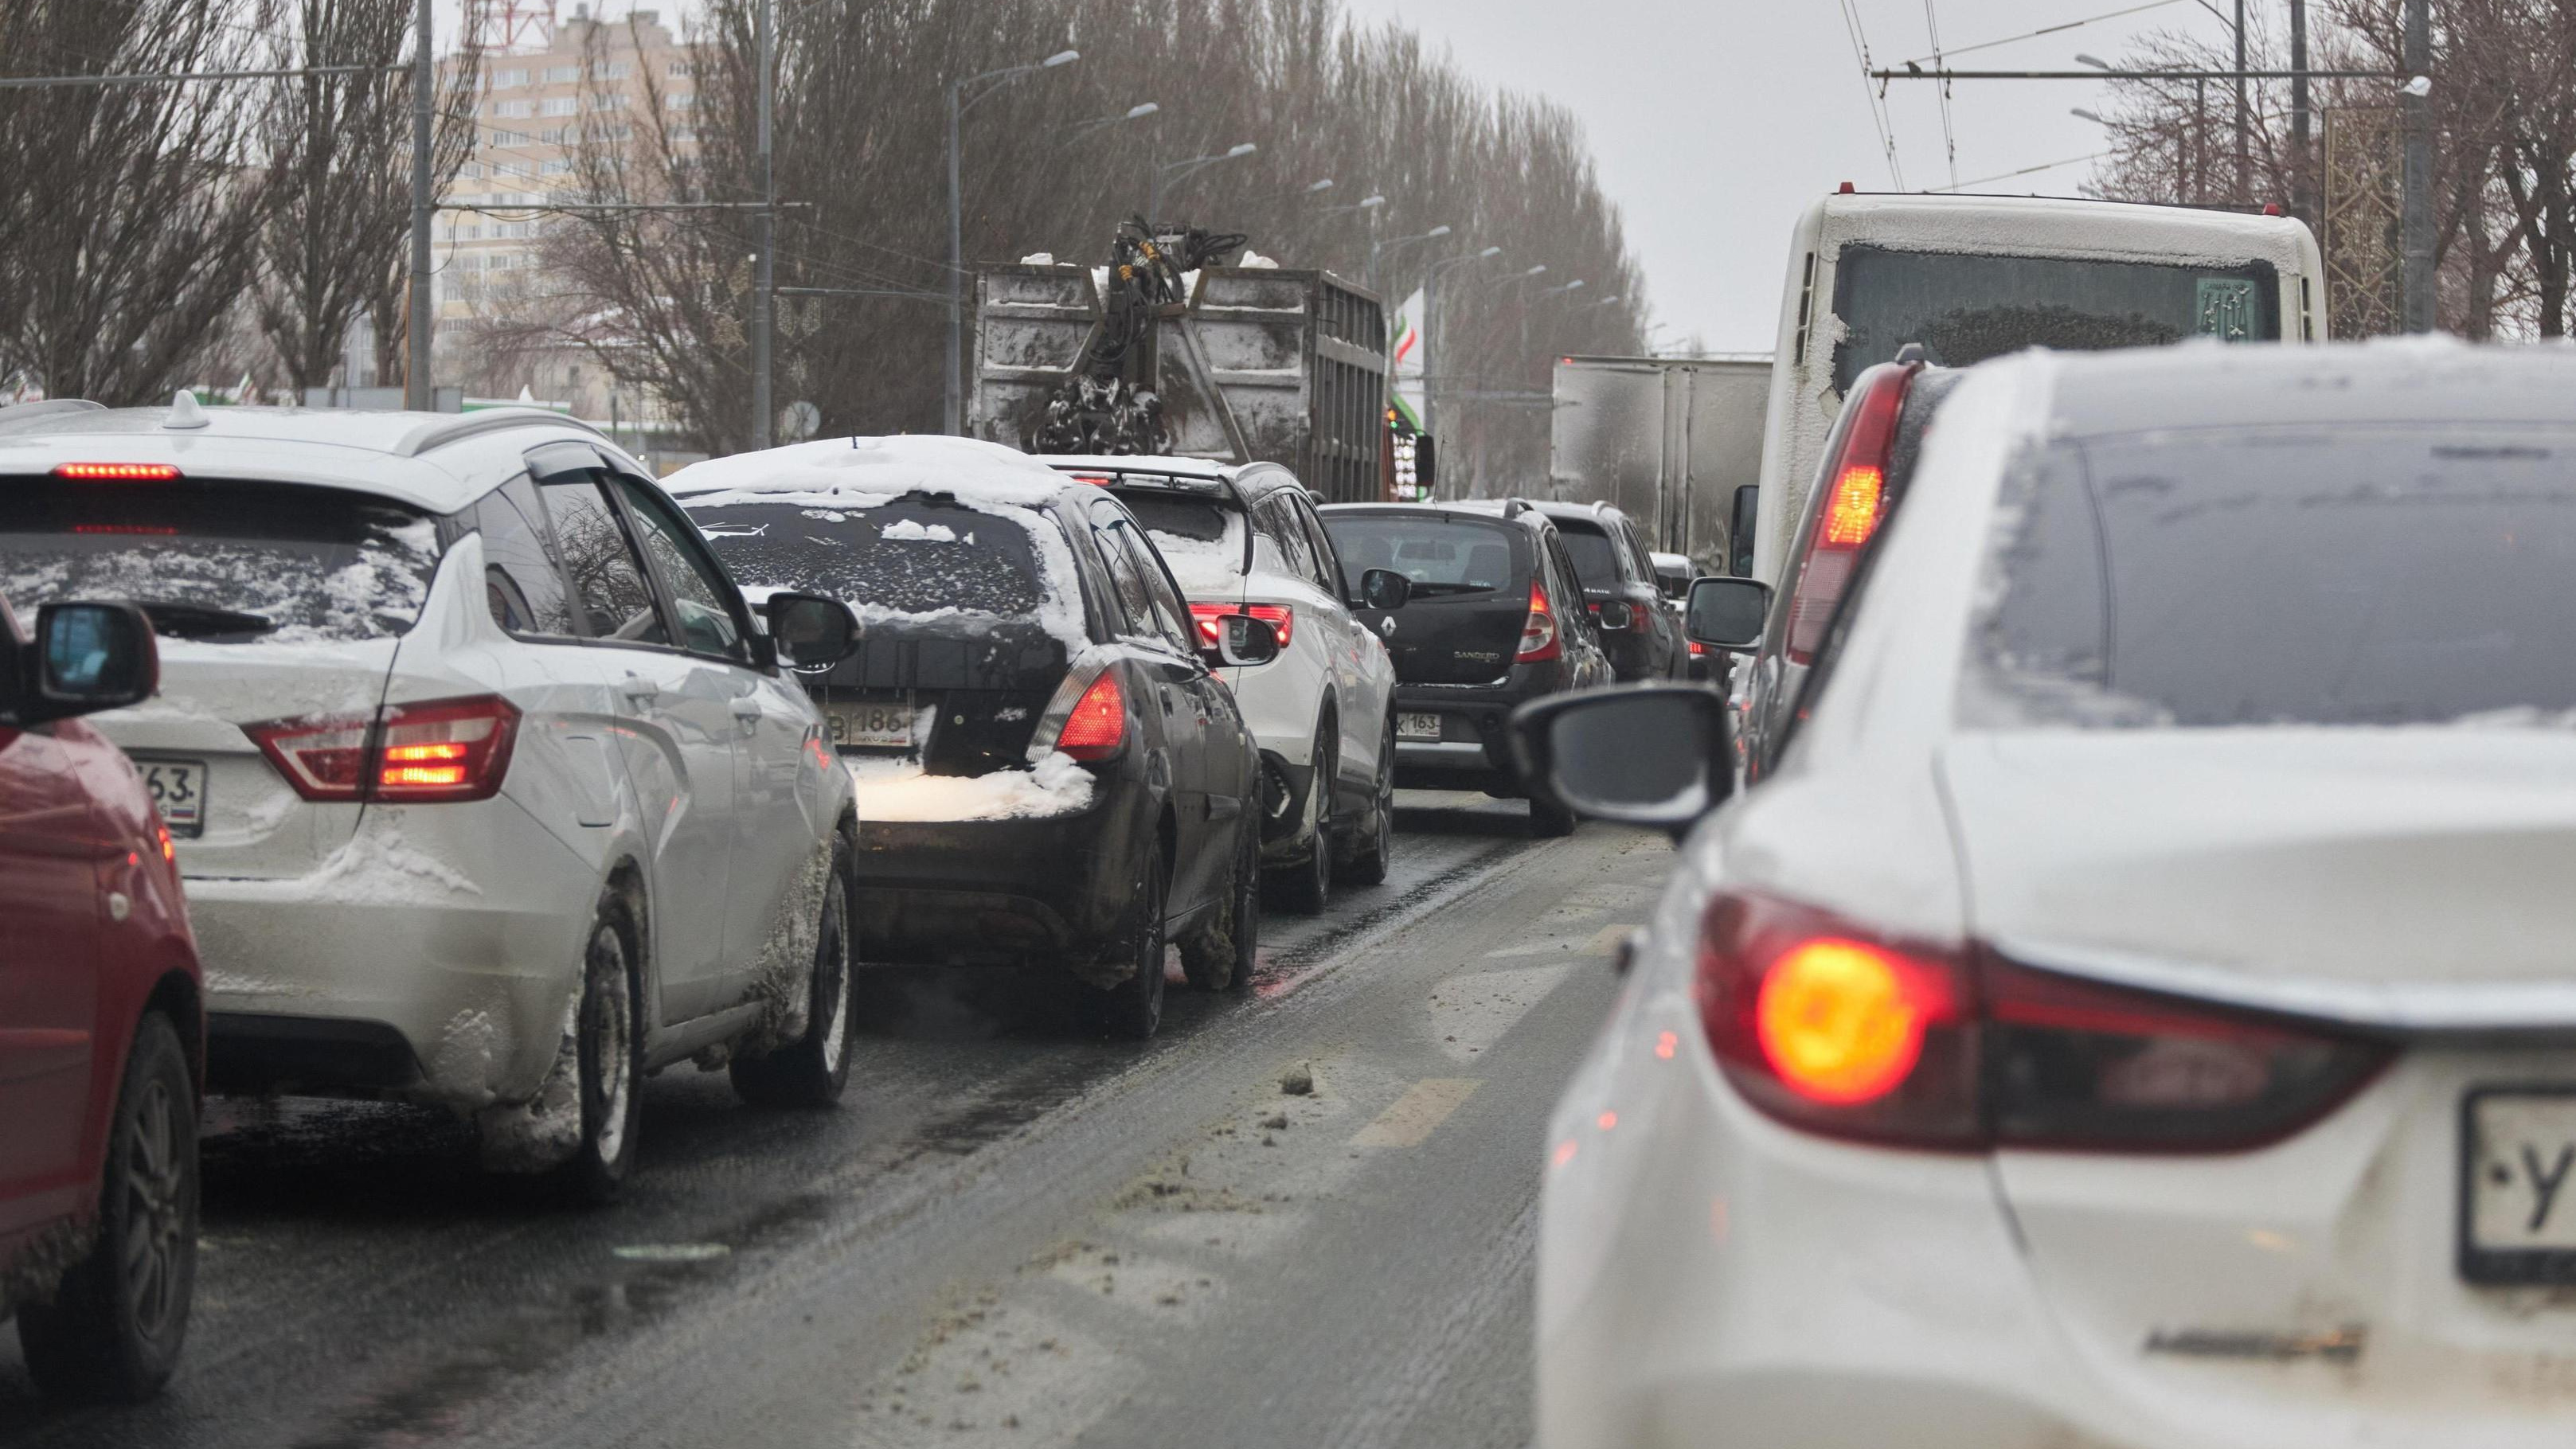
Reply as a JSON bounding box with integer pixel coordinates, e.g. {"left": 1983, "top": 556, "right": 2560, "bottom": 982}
{"left": 1319, "top": 500, "right": 1614, "bottom": 835}
{"left": 1519, "top": 500, "right": 1688, "bottom": 682}
{"left": 671, "top": 438, "right": 1276, "bottom": 1037}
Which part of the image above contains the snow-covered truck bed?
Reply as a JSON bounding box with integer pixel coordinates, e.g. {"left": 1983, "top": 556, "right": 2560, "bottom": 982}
{"left": 967, "top": 262, "right": 1390, "bottom": 503}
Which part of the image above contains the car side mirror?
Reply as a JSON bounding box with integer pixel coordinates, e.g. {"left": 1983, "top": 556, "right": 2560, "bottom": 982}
{"left": 1509, "top": 684, "right": 1732, "bottom": 836}
{"left": 1201, "top": 615, "right": 1280, "bottom": 670}
{"left": 1358, "top": 568, "right": 1411, "bottom": 611}
{"left": 1685, "top": 576, "right": 1772, "bottom": 651}
{"left": 12, "top": 601, "right": 158, "bottom": 724}
{"left": 764, "top": 592, "right": 862, "bottom": 673}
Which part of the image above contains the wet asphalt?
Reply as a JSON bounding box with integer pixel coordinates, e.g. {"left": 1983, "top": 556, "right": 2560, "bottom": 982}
{"left": 0, "top": 793, "right": 1674, "bottom": 1449}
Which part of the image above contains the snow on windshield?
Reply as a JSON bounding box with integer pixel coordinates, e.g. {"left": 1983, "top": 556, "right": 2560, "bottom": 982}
{"left": 0, "top": 481, "right": 439, "bottom": 643}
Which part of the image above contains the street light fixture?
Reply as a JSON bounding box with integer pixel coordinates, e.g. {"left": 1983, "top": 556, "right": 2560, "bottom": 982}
{"left": 1370, "top": 223, "right": 1451, "bottom": 295}
{"left": 1303, "top": 178, "right": 1335, "bottom": 194}
{"left": 2074, "top": 53, "right": 2112, "bottom": 70}
{"left": 1323, "top": 193, "right": 1387, "bottom": 216}
{"left": 1542, "top": 279, "right": 1588, "bottom": 297}
{"left": 1068, "top": 100, "right": 1159, "bottom": 139}
{"left": 1151, "top": 141, "right": 1258, "bottom": 217}
{"left": 2071, "top": 106, "right": 2108, "bottom": 124}
{"left": 948, "top": 48, "right": 1081, "bottom": 434}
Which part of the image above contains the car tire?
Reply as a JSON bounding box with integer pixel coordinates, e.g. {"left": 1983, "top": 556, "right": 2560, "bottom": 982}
{"left": 17, "top": 1010, "right": 197, "bottom": 1404}
{"left": 1182, "top": 814, "right": 1261, "bottom": 992}
{"left": 731, "top": 836, "right": 856, "bottom": 1108}
{"left": 1529, "top": 794, "right": 1579, "bottom": 838}
{"left": 1267, "top": 720, "right": 1334, "bottom": 916}
{"left": 551, "top": 898, "right": 646, "bottom": 1206}
{"left": 1335, "top": 715, "right": 1396, "bottom": 887}
{"left": 1093, "top": 843, "right": 1169, "bottom": 1038}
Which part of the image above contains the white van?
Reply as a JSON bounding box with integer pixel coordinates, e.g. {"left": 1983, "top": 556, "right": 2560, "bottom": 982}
{"left": 1745, "top": 190, "right": 2326, "bottom": 584}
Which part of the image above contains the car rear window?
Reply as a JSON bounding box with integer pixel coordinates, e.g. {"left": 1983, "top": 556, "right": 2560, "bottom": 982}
{"left": 1115, "top": 491, "right": 1246, "bottom": 577}
{"left": 0, "top": 478, "right": 439, "bottom": 643}
{"left": 1832, "top": 245, "right": 2279, "bottom": 393}
{"left": 1968, "top": 427, "right": 2576, "bottom": 727}
{"left": 687, "top": 495, "right": 1054, "bottom": 625}
{"left": 1554, "top": 523, "right": 1624, "bottom": 592}
{"left": 1322, "top": 514, "right": 1522, "bottom": 598}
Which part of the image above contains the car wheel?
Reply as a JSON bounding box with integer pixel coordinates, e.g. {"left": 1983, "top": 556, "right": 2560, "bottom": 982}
{"left": 1182, "top": 814, "right": 1261, "bottom": 991}
{"left": 18, "top": 1011, "right": 197, "bottom": 1404}
{"left": 552, "top": 899, "right": 645, "bottom": 1205}
{"left": 1335, "top": 715, "right": 1396, "bottom": 887}
{"left": 1267, "top": 720, "right": 1334, "bottom": 916}
{"left": 731, "top": 836, "right": 857, "bottom": 1108}
{"left": 1093, "top": 843, "right": 1169, "bottom": 1038}
{"left": 1529, "top": 794, "right": 1579, "bottom": 838}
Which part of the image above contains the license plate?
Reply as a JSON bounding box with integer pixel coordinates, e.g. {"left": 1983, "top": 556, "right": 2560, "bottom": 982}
{"left": 1397, "top": 712, "right": 1444, "bottom": 742}
{"left": 824, "top": 698, "right": 919, "bottom": 751}
{"left": 138, "top": 759, "right": 208, "bottom": 838}
{"left": 2460, "top": 1088, "right": 2576, "bottom": 1284}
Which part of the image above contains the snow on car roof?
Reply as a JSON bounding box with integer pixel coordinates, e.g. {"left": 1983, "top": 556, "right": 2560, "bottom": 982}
{"left": 663, "top": 435, "right": 1070, "bottom": 510}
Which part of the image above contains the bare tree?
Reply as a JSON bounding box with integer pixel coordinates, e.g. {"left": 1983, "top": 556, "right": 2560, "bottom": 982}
{"left": 256, "top": 0, "right": 481, "bottom": 397}
{"left": 0, "top": 0, "right": 288, "bottom": 401}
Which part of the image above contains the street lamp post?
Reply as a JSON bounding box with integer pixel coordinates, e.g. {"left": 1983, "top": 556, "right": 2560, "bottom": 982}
{"left": 1149, "top": 142, "right": 1257, "bottom": 221}
{"left": 1421, "top": 245, "right": 1499, "bottom": 442}
{"left": 948, "top": 48, "right": 1078, "bottom": 435}
{"left": 1321, "top": 193, "right": 1386, "bottom": 217}
{"left": 1369, "top": 224, "right": 1451, "bottom": 299}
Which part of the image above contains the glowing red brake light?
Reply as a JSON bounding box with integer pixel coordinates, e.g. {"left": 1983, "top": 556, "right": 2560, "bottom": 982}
{"left": 1785, "top": 362, "right": 1914, "bottom": 662}
{"left": 246, "top": 694, "right": 519, "bottom": 804}
{"left": 1188, "top": 602, "right": 1292, "bottom": 649}
{"left": 1695, "top": 889, "right": 2393, "bottom": 1153}
{"left": 1053, "top": 670, "right": 1127, "bottom": 761}
{"left": 1515, "top": 582, "right": 1561, "bottom": 663}
{"left": 54, "top": 463, "right": 182, "bottom": 481}
{"left": 1819, "top": 464, "right": 1884, "bottom": 548}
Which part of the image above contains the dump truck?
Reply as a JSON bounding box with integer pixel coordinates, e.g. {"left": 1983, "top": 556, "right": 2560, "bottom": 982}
{"left": 1549, "top": 353, "right": 1773, "bottom": 578}
{"left": 968, "top": 225, "right": 1390, "bottom": 503}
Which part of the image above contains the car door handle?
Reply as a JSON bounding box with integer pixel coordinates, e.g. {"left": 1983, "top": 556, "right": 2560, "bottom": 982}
{"left": 729, "top": 697, "right": 762, "bottom": 720}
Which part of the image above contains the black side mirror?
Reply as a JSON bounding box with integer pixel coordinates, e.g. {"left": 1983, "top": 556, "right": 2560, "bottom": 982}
{"left": 1509, "top": 684, "right": 1732, "bottom": 836}
{"left": 11, "top": 601, "right": 158, "bottom": 724}
{"left": 1358, "top": 567, "right": 1412, "bottom": 611}
{"left": 1200, "top": 615, "right": 1280, "bottom": 670}
{"left": 1685, "top": 576, "right": 1772, "bottom": 651}
{"left": 764, "top": 592, "right": 862, "bottom": 673}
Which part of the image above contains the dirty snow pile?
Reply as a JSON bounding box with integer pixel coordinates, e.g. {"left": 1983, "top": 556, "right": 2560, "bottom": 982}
{"left": 1237, "top": 250, "right": 1279, "bottom": 269}
{"left": 846, "top": 752, "right": 1095, "bottom": 822}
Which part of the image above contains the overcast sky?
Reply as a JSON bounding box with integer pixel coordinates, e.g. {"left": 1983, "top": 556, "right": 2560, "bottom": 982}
{"left": 1335, "top": 0, "right": 2249, "bottom": 351}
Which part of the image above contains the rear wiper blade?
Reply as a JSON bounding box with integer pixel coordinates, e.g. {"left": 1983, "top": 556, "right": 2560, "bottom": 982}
{"left": 1403, "top": 581, "right": 1495, "bottom": 596}
{"left": 131, "top": 599, "right": 276, "bottom": 637}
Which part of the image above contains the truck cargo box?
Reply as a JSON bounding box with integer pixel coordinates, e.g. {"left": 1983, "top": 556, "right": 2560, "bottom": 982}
{"left": 1549, "top": 353, "right": 1773, "bottom": 577}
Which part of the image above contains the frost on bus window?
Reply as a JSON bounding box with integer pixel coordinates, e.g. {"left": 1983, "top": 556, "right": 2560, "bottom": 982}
{"left": 0, "top": 482, "right": 439, "bottom": 644}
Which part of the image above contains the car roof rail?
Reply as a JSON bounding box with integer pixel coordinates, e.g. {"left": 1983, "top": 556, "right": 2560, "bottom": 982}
{"left": 395, "top": 406, "right": 607, "bottom": 459}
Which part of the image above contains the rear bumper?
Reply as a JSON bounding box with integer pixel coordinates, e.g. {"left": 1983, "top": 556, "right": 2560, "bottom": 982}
{"left": 854, "top": 775, "right": 1152, "bottom": 971}
{"left": 1389, "top": 682, "right": 1534, "bottom": 792}
{"left": 182, "top": 799, "right": 598, "bottom": 1109}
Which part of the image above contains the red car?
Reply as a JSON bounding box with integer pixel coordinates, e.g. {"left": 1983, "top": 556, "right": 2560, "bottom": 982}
{"left": 0, "top": 593, "right": 201, "bottom": 1402}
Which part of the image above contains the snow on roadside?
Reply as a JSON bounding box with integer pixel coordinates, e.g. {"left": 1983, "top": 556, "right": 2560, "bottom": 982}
{"left": 848, "top": 752, "right": 1095, "bottom": 822}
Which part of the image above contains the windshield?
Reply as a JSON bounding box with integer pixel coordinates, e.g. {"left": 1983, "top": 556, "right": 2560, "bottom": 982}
{"left": 1115, "top": 490, "right": 1247, "bottom": 578}
{"left": 1323, "top": 514, "right": 1522, "bottom": 597}
{"left": 687, "top": 496, "right": 1054, "bottom": 624}
{"left": 0, "top": 478, "right": 439, "bottom": 643}
{"left": 1969, "top": 427, "right": 2576, "bottom": 728}
{"left": 1831, "top": 245, "right": 2278, "bottom": 393}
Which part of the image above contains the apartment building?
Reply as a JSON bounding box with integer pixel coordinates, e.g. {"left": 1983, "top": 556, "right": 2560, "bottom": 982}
{"left": 438, "top": 5, "right": 695, "bottom": 420}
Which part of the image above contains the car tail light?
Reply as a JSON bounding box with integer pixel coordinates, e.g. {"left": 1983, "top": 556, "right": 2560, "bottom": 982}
{"left": 247, "top": 694, "right": 520, "bottom": 804}
{"left": 1785, "top": 361, "right": 1915, "bottom": 664}
{"left": 1188, "top": 601, "right": 1292, "bottom": 649}
{"left": 371, "top": 696, "right": 519, "bottom": 801}
{"left": 1687, "top": 639, "right": 1707, "bottom": 657}
{"left": 1695, "top": 889, "right": 2390, "bottom": 1153}
{"left": 1516, "top": 582, "right": 1561, "bottom": 663}
{"left": 1051, "top": 670, "right": 1127, "bottom": 761}
{"left": 53, "top": 462, "right": 182, "bottom": 481}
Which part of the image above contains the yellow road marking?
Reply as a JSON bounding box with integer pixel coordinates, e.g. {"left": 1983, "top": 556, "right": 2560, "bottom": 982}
{"left": 1349, "top": 1079, "right": 1481, "bottom": 1148}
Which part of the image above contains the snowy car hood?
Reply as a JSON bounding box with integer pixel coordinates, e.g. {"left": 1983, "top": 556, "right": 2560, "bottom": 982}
{"left": 1941, "top": 730, "right": 2576, "bottom": 1023}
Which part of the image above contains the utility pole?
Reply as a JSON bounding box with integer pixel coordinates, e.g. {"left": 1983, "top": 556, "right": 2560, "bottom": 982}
{"left": 751, "top": 0, "right": 776, "bottom": 449}
{"left": 2233, "top": 0, "right": 2248, "bottom": 205}
{"left": 946, "top": 84, "right": 964, "bottom": 436}
{"left": 2290, "top": 0, "right": 2312, "bottom": 225}
{"left": 405, "top": 0, "right": 433, "bottom": 410}
{"left": 2402, "top": 0, "right": 2432, "bottom": 331}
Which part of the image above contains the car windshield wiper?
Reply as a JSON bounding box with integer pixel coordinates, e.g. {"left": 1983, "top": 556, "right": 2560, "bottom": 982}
{"left": 131, "top": 599, "right": 277, "bottom": 638}
{"left": 1402, "top": 581, "right": 1495, "bottom": 597}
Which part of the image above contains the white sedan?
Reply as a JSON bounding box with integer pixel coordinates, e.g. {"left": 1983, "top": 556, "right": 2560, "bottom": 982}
{"left": 1514, "top": 341, "right": 2576, "bottom": 1449}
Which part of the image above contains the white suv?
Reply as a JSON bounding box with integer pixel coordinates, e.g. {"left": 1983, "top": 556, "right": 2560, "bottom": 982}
{"left": 0, "top": 399, "right": 864, "bottom": 1201}
{"left": 1050, "top": 458, "right": 1400, "bottom": 913}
